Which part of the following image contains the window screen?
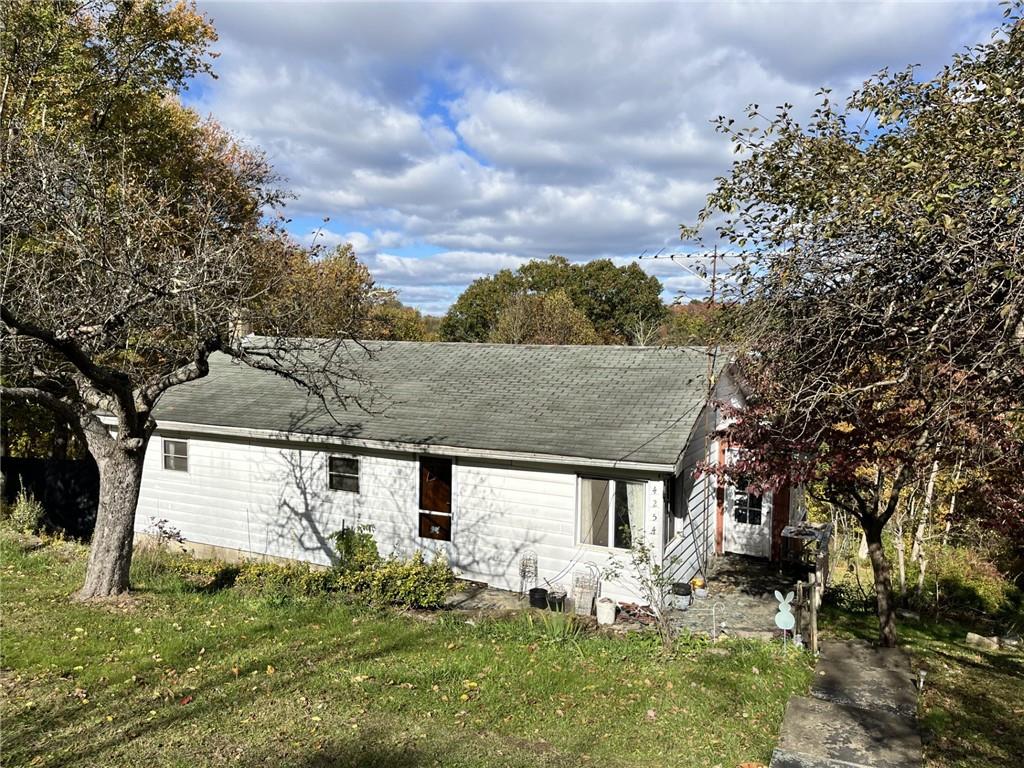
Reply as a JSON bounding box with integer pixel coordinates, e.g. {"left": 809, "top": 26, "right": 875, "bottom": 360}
{"left": 162, "top": 439, "right": 188, "bottom": 472}
{"left": 328, "top": 456, "right": 359, "bottom": 493}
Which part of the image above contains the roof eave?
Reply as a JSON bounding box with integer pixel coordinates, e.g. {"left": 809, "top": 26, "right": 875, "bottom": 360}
{"left": 99, "top": 416, "right": 676, "bottom": 474}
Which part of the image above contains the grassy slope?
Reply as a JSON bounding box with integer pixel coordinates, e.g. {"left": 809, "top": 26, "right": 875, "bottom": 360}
{"left": 1, "top": 534, "right": 812, "bottom": 768}
{"left": 822, "top": 606, "right": 1024, "bottom": 768}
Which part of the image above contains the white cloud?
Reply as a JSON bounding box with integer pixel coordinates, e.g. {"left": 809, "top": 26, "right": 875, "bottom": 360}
{"left": 195, "top": 1, "right": 997, "bottom": 312}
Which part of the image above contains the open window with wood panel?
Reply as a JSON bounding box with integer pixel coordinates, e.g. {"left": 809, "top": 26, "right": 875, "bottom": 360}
{"left": 418, "top": 456, "right": 453, "bottom": 540}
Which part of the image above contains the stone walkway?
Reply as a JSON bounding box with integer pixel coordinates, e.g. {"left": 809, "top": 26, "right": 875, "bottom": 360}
{"left": 673, "top": 554, "right": 798, "bottom": 639}
{"left": 444, "top": 556, "right": 801, "bottom": 638}
{"left": 770, "top": 640, "right": 923, "bottom": 768}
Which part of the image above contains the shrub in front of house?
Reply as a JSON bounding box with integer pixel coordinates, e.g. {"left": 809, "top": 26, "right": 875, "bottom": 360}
{"left": 130, "top": 523, "right": 453, "bottom": 607}
{"left": 234, "top": 561, "right": 341, "bottom": 596}
{"left": 337, "top": 551, "right": 454, "bottom": 609}
{"left": 331, "top": 525, "right": 380, "bottom": 572}
{"left": 2, "top": 490, "right": 46, "bottom": 535}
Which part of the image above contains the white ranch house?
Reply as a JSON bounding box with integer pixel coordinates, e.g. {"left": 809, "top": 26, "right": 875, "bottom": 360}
{"left": 126, "top": 341, "right": 804, "bottom": 602}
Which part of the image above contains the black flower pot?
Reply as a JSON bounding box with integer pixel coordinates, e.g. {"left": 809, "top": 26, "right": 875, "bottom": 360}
{"left": 528, "top": 587, "right": 548, "bottom": 609}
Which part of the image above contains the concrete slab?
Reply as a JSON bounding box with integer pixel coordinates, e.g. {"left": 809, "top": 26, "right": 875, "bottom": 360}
{"left": 811, "top": 644, "right": 918, "bottom": 718}
{"left": 444, "top": 582, "right": 525, "bottom": 613}
{"left": 771, "top": 696, "right": 923, "bottom": 768}
{"left": 818, "top": 640, "right": 912, "bottom": 673}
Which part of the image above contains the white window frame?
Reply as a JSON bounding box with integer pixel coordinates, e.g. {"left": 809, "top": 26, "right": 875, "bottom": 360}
{"left": 327, "top": 455, "right": 360, "bottom": 493}
{"left": 731, "top": 477, "right": 764, "bottom": 526}
{"left": 576, "top": 476, "right": 645, "bottom": 551}
{"left": 162, "top": 438, "right": 189, "bottom": 472}
{"left": 725, "top": 447, "right": 766, "bottom": 527}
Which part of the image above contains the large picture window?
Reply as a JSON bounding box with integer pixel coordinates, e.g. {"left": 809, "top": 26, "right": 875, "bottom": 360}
{"left": 418, "top": 457, "right": 453, "bottom": 540}
{"left": 579, "top": 477, "right": 644, "bottom": 549}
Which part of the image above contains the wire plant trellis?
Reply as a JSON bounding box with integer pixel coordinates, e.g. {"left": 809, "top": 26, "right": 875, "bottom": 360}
{"left": 518, "top": 551, "right": 538, "bottom": 597}
{"left": 572, "top": 566, "right": 600, "bottom": 616}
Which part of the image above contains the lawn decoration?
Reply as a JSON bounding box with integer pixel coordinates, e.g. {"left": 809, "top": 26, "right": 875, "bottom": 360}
{"left": 774, "top": 590, "right": 795, "bottom": 644}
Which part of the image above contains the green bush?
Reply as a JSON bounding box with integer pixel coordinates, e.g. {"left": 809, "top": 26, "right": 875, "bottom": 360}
{"left": 234, "top": 561, "right": 340, "bottom": 596}
{"left": 4, "top": 490, "right": 45, "bottom": 534}
{"left": 125, "top": 527, "right": 453, "bottom": 608}
{"left": 338, "top": 551, "right": 453, "bottom": 609}
{"left": 166, "top": 553, "right": 240, "bottom": 588}
{"left": 823, "top": 580, "right": 875, "bottom": 613}
{"left": 130, "top": 548, "right": 238, "bottom": 590}
{"left": 917, "top": 545, "right": 1018, "bottom": 617}
{"left": 331, "top": 525, "right": 379, "bottom": 572}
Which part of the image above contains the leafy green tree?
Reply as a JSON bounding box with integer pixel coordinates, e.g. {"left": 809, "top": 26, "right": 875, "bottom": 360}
{"left": 438, "top": 269, "right": 524, "bottom": 342}
{"left": 688, "top": 4, "right": 1024, "bottom": 646}
{"left": 517, "top": 255, "right": 576, "bottom": 293}
{"left": 440, "top": 256, "right": 666, "bottom": 343}
{"left": 662, "top": 300, "right": 733, "bottom": 346}
{"left": 489, "top": 289, "right": 599, "bottom": 345}
{"left": 571, "top": 260, "right": 666, "bottom": 342}
{"left": 367, "top": 299, "right": 433, "bottom": 341}
{"left": 0, "top": 401, "right": 83, "bottom": 459}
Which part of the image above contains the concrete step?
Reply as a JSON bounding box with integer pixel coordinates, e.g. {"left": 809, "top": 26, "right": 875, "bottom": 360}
{"left": 810, "top": 645, "right": 919, "bottom": 719}
{"left": 818, "top": 640, "right": 912, "bottom": 672}
{"left": 770, "top": 696, "right": 922, "bottom": 768}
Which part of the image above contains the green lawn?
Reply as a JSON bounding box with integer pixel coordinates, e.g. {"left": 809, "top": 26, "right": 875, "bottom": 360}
{"left": 1, "top": 533, "right": 812, "bottom": 768}
{"left": 822, "top": 606, "right": 1024, "bottom": 768}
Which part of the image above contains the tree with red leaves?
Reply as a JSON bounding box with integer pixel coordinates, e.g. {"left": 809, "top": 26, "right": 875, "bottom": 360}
{"left": 688, "top": 5, "right": 1024, "bottom": 646}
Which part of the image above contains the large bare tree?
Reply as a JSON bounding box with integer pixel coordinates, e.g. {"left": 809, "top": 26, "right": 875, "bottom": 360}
{"left": 1, "top": 0, "right": 368, "bottom": 598}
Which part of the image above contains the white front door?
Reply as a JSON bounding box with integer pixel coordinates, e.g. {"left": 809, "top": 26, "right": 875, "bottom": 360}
{"left": 724, "top": 480, "right": 772, "bottom": 558}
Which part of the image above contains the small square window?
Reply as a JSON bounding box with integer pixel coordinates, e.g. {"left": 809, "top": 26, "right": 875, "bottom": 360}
{"left": 328, "top": 456, "right": 359, "bottom": 493}
{"left": 733, "top": 478, "right": 763, "bottom": 526}
{"left": 162, "top": 439, "right": 188, "bottom": 472}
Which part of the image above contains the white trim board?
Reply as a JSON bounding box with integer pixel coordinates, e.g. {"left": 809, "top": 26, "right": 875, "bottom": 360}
{"left": 99, "top": 416, "right": 677, "bottom": 473}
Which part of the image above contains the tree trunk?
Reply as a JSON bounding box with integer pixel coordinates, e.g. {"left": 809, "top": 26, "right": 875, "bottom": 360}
{"left": 77, "top": 442, "right": 147, "bottom": 599}
{"left": 894, "top": 529, "right": 906, "bottom": 594}
{"left": 911, "top": 460, "right": 938, "bottom": 564}
{"left": 864, "top": 520, "right": 898, "bottom": 647}
{"left": 857, "top": 533, "right": 869, "bottom": 561}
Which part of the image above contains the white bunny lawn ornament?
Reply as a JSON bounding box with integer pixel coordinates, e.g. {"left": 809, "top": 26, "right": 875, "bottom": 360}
{"left": 774, "top": 590, "right": 796, "bottom": 638}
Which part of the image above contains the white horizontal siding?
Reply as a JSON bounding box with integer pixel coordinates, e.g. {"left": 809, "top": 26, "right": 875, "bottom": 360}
{"left": 135, "top": 433, "right": 667, "bottom": 601}
{"left": 664, "top": 407, "right": 720, "bottom": 586}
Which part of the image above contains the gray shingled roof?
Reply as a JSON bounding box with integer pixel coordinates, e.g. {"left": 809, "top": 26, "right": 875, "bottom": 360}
{"left": 152, "top": 341, "right": 720, "bottom": 468}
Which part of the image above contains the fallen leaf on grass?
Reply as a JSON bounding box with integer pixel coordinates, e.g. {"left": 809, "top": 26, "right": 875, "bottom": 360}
{"left": 179, "top": 695, "right": 193, "bottom": 706}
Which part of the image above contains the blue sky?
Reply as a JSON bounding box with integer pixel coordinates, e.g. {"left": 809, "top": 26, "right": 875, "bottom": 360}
{"left": 189, "top": 1, "right": 998, "bottom": 315}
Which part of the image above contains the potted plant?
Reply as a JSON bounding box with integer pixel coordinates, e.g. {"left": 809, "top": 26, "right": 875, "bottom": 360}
{"left": 690, "top": 576, "right": 708, "bottom": 599}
